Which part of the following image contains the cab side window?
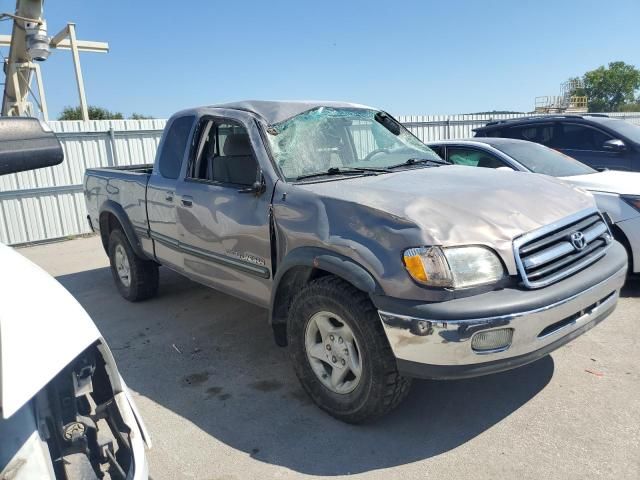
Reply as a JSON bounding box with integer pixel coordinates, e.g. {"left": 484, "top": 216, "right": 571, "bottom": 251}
{"left": 446, "top": 147, "right": 507, "bottom": 169}
{"left": 554, "top": 123, "right": 613, "bottom": 151}
{"left": 189, "top": 119, "right": 258, "bottom": 186}
{"left": 158, "top": 115, "right": 195, "bottom": 179}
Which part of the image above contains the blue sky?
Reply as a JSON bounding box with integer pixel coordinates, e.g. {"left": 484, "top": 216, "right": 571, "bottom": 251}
{"left": 3, "top": 0, "right": 639, "bottom": 119}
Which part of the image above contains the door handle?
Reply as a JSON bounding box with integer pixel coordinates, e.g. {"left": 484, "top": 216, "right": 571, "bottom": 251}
{"left": 181, "top": 195, "right": 193, "bottom": 207}
{"left": 165, "top": 191, "right": 174, "bottom": 202}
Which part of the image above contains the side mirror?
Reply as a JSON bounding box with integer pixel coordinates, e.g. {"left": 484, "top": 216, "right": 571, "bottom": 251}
{"left": 496, "top": 166, "right": 515, "bottom": 171}
{"left": 0, "top": 117, "right": 64, "bottom": 175}
{"left": 602, "top": 138, "right": 626, "bottom": 152}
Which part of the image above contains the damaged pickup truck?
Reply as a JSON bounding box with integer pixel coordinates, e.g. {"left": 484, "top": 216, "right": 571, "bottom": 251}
{"left": 84, "top": 101, "right": 628, "bottom": 423}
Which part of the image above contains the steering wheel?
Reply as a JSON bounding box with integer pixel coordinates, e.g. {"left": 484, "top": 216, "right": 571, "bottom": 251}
{"left": 363, "top": 148, "right": 390, "bottom": 162}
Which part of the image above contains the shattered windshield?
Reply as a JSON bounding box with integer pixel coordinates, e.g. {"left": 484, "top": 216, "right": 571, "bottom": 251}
{"left": 265, "top": 107, "right": 441, "bottom": 181}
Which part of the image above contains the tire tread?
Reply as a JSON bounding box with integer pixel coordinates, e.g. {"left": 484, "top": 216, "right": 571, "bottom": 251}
{"left": 288, "top": 275, "right": 411, "bottom": 423}
{"left": 108, "top": 229, "right": 159, "bottom": 302}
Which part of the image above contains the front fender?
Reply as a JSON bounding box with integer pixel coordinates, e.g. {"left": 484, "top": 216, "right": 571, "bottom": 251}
{"left": 269, "top": 246, "right": 383, "bottom": 324}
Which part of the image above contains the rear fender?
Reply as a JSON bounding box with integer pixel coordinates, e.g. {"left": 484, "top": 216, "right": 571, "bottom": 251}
{"left": 99, "top": 200, "right": 149, "bottom": 260}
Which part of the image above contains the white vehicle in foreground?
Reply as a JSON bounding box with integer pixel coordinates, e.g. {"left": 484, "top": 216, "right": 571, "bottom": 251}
{"left": 0, "top": 118, "right": 150, "bottom": 479}
{"left": 428, "top": 137, "right": 640, "bottom": 275}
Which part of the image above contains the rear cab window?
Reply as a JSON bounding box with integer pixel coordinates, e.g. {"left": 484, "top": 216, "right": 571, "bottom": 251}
{"left": 158, "top": 115, "right": 195, "bottom": 179}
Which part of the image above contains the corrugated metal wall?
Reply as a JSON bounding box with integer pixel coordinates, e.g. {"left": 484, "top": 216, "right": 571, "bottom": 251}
{"left": 1, "top": 112, "right": 639, "bottom": 245}
{"left": 0, "top": 119, "right": 167, "bottom": 245}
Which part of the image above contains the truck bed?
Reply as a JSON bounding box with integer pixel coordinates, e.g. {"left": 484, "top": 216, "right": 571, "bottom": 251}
{"left": 87, "top": 163, "right": 154, "bottom": 175}
{"left": 84, "top": 164, "right": 153, "bottom": 237}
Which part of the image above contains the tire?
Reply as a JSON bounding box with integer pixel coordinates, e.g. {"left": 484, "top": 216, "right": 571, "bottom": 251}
{"left": 287, "top": 275, "right": 412, "bottom": 423}
{"left": 108, "top": 229, "right": 159, "bottom": 301}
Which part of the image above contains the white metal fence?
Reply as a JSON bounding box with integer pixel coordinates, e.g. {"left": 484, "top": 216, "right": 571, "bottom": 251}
{"left": 1, "top": 112, "right": 640, "bottom": 245}
{"left": 0, "top": 119, "right": 167, "bottom": 245}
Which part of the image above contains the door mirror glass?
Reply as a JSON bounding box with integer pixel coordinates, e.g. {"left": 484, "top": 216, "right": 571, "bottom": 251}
{"left": 0, "top": 117, "right": 64, "bottom": 175}
{"left": 602, "top": 138, "right": 626, "bottom": 152}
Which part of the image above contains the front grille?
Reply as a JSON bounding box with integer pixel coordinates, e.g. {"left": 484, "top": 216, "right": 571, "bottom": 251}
{"left": 537, "top": 292, "right": 615, "bottom": 338}
{"left": 514, "top": 210, "right": 612, "bottom": 289}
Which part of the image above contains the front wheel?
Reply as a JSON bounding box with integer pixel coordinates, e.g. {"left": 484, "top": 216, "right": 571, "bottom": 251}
{"left": 108, "top": 229, "right": 159, "bottom": 302}
{"left": 287, "top": 276, "right": 412, "bottom": 423}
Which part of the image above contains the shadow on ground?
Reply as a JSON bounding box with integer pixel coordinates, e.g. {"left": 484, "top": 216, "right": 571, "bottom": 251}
{"left": 57, "top": 266, "right": 554, "bottom": 476}
{"left": 621, "top": 277, "right": 640, "bottom": 298}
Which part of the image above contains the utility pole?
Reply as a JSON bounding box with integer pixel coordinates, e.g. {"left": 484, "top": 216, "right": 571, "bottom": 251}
{"left": 0, "top": 0, "right": 109, "bottom": 121}
{"left": 1, "top": 0, "right": 44, "bottom": 118}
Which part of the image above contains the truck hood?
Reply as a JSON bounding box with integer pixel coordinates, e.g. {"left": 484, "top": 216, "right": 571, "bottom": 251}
{"left": 0, "top": 243, "right": 100, "bottom": 419}
{"left": 560, "top": 170, "right": 640, "bottom": 195}
{"left": 299, "top": 165, "right": 595, "bottom": 272}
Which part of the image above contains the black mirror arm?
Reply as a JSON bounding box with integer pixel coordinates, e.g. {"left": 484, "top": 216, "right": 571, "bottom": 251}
{"left": 238, "top": 174, "right": 266, "bottom": 195}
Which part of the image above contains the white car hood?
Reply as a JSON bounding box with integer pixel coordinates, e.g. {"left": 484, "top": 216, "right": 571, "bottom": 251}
{"left": 561, "top": 170, "right": 640, "bottom": 195}
{"left": 0, "top": 243, "right": 100, "bottom": 419}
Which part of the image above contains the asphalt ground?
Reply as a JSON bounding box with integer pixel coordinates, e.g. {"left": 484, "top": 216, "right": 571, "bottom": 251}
{"left": 19, "top": 236, "right": 640, "bottom": 480}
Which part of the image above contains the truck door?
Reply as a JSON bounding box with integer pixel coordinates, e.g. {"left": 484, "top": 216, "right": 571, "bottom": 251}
{"left": 146, "top": 115, "right": 195, "bottom": 270}
{"left": 175, "top": 116, "right": 273, "bottom": 307}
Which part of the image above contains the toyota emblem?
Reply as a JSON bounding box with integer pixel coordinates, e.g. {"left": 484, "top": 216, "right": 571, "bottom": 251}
{"left": 570, "top": 231, "right": 587, "bottom": 251}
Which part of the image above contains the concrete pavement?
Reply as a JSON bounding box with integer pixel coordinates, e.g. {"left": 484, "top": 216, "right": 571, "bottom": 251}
{"left": 19, "top": 236, "right": 640, "bottom": 480}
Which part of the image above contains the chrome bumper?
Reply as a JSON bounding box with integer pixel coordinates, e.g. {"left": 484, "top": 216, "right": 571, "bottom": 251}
{"left": 379, "top": 266, "right": 626, "bottom": 378}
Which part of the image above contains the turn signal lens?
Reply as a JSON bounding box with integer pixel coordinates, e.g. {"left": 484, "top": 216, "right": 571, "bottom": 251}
{"left": 403, "top": 253, "right": 428, "bottom": 283}
{"left": 403, "top": 247, "right": 453, "bottom": 287}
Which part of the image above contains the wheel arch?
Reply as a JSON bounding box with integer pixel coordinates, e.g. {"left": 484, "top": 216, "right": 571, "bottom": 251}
{"left": 610, "top": 223, "right": 634, "bottom": 273}
{"left": 269, "top": 247, "right": 383, "bottom": 346}
{"left": 98, "top": 200, "right": 149, "bottom": 260}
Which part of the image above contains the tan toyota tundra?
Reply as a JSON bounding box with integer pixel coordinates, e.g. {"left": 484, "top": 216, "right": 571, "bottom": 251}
{"left": 84, "top": 101, "right": 628, "bottom": 423}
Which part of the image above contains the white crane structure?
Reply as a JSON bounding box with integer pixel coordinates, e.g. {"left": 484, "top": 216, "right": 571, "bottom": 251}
{"left": 0, "top": 0, "right": 109, "bottom": 121}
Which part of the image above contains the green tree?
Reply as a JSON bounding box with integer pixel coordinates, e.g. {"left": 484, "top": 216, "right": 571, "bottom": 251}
{"left": 581, "top": 61, "right": 640, "bottom": 112}
{"left": 129, "top": 113, "right": 154, "bottom": 120}
{"left": 58, "top": 105, "right": 124, "bottom": 120}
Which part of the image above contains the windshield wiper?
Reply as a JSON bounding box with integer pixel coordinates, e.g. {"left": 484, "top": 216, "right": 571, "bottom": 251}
{"left": 387, "top": 157, "right": 450, "bottom": 169}
{"left": 295, "top": 166, "right": 389, "bottom": 181}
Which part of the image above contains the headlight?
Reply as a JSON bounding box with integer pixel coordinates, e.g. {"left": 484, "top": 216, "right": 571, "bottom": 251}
{"left": 403, "top": 246, "right": 505, "bottom": 289}
{"left": 621, "top": 195, "right": 640, "bottom": 212}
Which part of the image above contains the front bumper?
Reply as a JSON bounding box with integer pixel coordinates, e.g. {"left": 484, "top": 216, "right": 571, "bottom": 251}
{"left": 375, "top": 242, "right": 627, "bottom": 380}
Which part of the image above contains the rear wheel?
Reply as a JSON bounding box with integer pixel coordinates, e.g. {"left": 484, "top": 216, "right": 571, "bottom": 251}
{"left": 287, "top": 276, "right": 412, "bottom": 423}
{"left": 108, "top": 229, "right": 158, "bottom": 301}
